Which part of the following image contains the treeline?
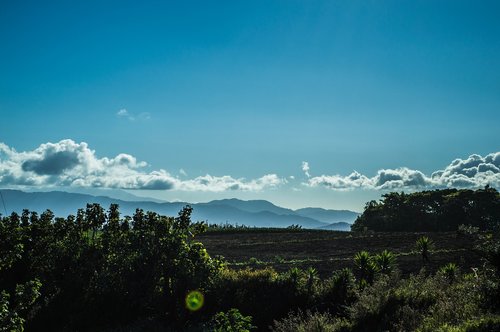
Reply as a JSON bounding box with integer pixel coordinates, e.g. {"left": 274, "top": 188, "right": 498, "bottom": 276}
{"left": 352, "top": 186, "right": 500, "bottom": 232}
{"left": 1, "top": 203, "right": 500, "bottom": 331}
{"left": 0, "top": 204, "right": 226, "bottom": 331}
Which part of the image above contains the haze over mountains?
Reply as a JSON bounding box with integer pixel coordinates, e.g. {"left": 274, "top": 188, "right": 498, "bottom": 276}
{"left": 0, "top": 189, "right": 359, "bottom": 230}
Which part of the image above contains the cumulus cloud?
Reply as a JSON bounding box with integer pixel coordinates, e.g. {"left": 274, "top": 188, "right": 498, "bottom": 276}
{"left": 0, "top": 140, "right": 285, "bottom": 192}
{"left": 302, "top": 161, "right": 311, "bottom": 178}
{"left": 306, "top": 152, "right": 500, "bottom": 191}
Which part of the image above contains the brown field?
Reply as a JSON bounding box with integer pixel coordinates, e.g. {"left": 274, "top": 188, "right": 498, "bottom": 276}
{"left": 197, "top": 230, "right": 482, "bottom": 277}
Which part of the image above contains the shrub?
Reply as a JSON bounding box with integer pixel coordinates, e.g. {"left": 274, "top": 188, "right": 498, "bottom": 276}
{"left": 349, "top": 271, "right": 444, "bottom": 332}
{"left": 372, "top": 250, "right": 396, "bottom": 275}
{"left": 316, "top": 268, "right": 357, "bottom": 316}
{"left": 439, "top": 263, "right": 459, "bottom": 283}
{"left": 416, "top": 236, "right": 434, "bottom": 263}
{"left": 353, "top": 251, "right": 377, "bottom": 286}
{"left": 416, "top": 272, "right": 489, "bottom": 332}
{"left": 211, "top": 308, "right": 255, "bottom": 332}
{"left": 462, "top": 315, "right": 500, "bottom": 331}
{"left": 213, "top": 268, "right": 296, "bottom": 329}
{"left": 272, "top": 310, "right": 350, "bottom": 332}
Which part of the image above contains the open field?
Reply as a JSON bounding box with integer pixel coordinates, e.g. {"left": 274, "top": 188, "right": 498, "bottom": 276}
{"left": 198, "top": 230, "right": 482, "bottom": 277}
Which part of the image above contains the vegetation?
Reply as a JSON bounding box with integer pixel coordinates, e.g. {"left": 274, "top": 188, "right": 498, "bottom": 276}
{"left": 416, "top": 236, "right": 434, "bottom": 263}
{"left": 352, "top": 187, "right": 500, "bottom": 232}
{"left": 210, "top": 308, "right": 255, "bottom": 332}
{"left": 1, "top": 194, "right": 499, "bottom": 331}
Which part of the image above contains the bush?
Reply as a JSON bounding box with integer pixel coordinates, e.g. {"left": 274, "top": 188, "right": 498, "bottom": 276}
{"left": 316, "top": 268, "right": 357, "bottom": 316}
{"left": 349, "top": 271, "right": 443, "bottom": 332}
{"left": 212, "top": 268, "right": 296, "bottom": 329}
{"left": 272, "top": 311, "right": 350, "bottom": 332}
{"left": 211, "top": 308, "right": 255, "bottom": 332}
{"left": 416, "top": 271, "right": 491, "bottom": 332}
{"left": 462, "top": 315, "right": 500, "bottom": 332}
{"left": 439, "top": 263, "right": 459, "bottom": 283}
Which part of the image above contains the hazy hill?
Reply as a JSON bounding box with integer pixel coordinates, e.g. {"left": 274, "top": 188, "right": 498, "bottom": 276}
{"left": 208, "top": 198, "right": 295, "bottom": 215}
{"left": 317, "top": 222, "right": 352, "bottom": 232}
{"left": 295, "top": 207, "right": 360, "bottom": 224}
{"left": 0, "top": 189, "right": 358, "bottom": 230}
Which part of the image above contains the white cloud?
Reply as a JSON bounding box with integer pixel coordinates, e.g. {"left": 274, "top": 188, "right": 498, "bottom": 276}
{"left": 179, "top": 168, "right": 188, "bottom": 176}
{"left": 0, "top": 140, "right": 285, "bottom": 192}
{"left": 306, "top": 152, "right": 500, "bottom": 191}
{"left": 117, "top": 108, "right": 134, "bottom": 121}
{"left": 116, "top": 109, "right": 151, "bottom": 121}
{"left": 179, "top": 174, "right": 284, "bottom": 192}
{"left": 302, "top": 161, "right": 310, "bottom": 178}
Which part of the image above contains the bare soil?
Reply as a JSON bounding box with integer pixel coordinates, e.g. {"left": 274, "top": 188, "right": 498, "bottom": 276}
{"left": 197, "top": 230, "right": 482, "bottom": 277}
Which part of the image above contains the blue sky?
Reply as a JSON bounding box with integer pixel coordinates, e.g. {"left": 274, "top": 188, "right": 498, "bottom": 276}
{"left": 1, "top": 1, "right": 499, "bottom": 211}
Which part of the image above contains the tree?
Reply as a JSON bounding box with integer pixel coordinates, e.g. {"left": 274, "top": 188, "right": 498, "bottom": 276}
{"left": 351, "top": 187, "right": 500, "bottom": 232}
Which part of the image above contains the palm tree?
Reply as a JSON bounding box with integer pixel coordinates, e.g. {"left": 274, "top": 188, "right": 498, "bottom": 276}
{"left": 416, "top": 236, "right": 433, "bottom": 263}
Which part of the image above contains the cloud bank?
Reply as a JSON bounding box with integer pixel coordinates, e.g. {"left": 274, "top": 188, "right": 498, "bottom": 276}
{"left": 0, "top": 140, "right": 284, "bottom": 192}
{"left": 1, "top": 140, "right": 497, "bottom": 193}
{"left": 306, "top": 152, "right": 500, "bottom": 191}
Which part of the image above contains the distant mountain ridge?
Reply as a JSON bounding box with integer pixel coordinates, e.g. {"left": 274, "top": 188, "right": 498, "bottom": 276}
{"left": 0, "top": 189, "right": 359, "bottom": 230}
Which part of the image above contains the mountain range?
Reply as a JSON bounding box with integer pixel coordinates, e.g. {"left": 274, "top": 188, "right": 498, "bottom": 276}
{"left": 0, "top": 189, "right": 359, "bottom": 231}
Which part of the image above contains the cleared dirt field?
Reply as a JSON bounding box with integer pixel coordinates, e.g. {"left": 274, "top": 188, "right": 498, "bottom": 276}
{"left": 197, "top": 230, "right": 482, "bottom": 277}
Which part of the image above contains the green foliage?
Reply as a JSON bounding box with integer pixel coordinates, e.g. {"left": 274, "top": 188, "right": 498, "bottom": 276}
{"left": 305, "top": 267, "right": 318, "bottom": 296}
{"left": 416, "top": 271, "right": 491, "bottom": 332}
{"left": 439, "top": 263, "right": 459, "bottom": 283}
{"left": 211, "top": 308, "right": 255, "bottom": 332}
{"left": 352, "top": 187, "right": 500, "bottom": 232}
{"left": 316, "top": 268, "right": 357, "bottom": 316}
{"left": 272, "top": 311, "right": 351, "bottom": 332}
{"left": 212, "top": 267, "right": 299, "bottom": 329}
{"left": 0, "top": 205, "right": 224, "bottom": 331}
{"left": 372, "top": 250, "right": 396, "bottom": 275}
{"left": 461, "top": 315, "right": 500, "bottom": 331}
{"left": 353, "top": 251, "right": 377, "bottom": 286}
{"left": 1, "top": 196, "right": 499, "bottom": 331}
{"left": 478, "top": 233, "right": 500, "bottom": 276}
{"left": 416, "top": 236, "right": 434, "bottom": 263}
{"left": 344, "top": 267, "right": 500, "bottom": 332}
{"left": 248, "top": 257, "right": 263, "bottom": 266}
{"left": 426, "top": 315, "right": 500, "bottom": 332}
{"left": 0, "top": 213, "right": 24, "bottom": 273}
{"left": 0, "top": 279, "right": 41, "bottom": 332}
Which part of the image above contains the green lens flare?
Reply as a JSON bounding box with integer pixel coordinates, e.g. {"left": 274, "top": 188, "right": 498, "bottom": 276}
{"left": 185, "top": 290, "right": 204, "bottom": 311}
